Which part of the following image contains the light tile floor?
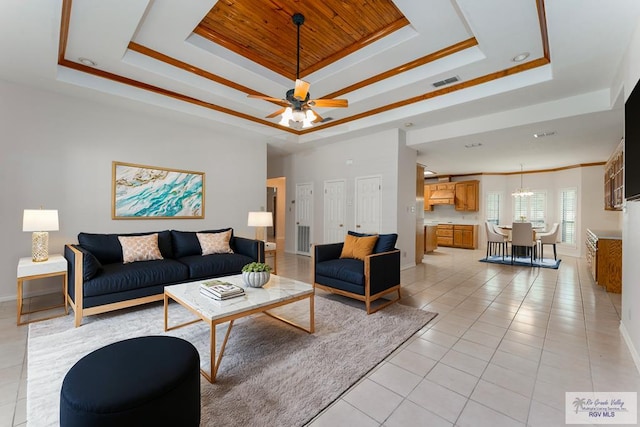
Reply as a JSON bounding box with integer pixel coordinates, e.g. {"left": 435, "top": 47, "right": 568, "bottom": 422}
{"left": 1, "top": 246, "right": 638, "bottom": 427}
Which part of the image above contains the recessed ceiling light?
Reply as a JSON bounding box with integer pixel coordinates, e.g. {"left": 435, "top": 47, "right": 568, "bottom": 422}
{"left": 424, "top": 170, "right": 436, "bottom": 176}
{"left": 78, "top": 57, "right": 97, "bottom": 67}
{"left": 464, "top": 143, "right": 483, "bottom": 148}
{"left": 533, "top": 131, "right": 556, "bottom": 138}
{"left": 512, "top": 52, "right": 530, "bottom": 62}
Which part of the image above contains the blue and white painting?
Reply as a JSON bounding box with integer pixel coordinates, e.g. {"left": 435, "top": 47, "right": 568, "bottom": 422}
{"left": 113, "top": 162, "right": 204, "bottom": 219}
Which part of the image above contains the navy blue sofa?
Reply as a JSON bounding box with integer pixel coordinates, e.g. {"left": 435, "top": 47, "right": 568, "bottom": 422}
{"left": 313, "top": 232, "right": 401, "bottom": 314}
{"left": 64, "top": 229, "right": 263, "bottom": 326}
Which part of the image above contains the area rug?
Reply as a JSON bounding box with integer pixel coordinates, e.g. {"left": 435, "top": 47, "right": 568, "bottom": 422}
{"left": 27, "top": 295, "right": 436, "bottom": 427}
{"left": 479, "top": 255, "right": 561, "bottom": 269}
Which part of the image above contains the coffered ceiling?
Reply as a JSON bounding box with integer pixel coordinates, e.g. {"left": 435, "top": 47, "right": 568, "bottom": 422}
{"left": 1, "top": 0, "right": 640, "bottom": 174}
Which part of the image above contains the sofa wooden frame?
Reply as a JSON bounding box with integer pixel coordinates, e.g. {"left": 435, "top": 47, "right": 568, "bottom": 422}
{"left": 313, "top": 246, "right": 401, "bottom": 314}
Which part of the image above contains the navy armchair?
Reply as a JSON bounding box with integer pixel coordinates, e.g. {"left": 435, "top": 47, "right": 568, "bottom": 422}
{"left": 313, "top": 233, "right": 401, "bottom": 314}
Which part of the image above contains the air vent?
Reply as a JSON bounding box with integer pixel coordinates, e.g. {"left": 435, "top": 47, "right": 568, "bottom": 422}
{"left": 432, "top": 76, "right": 460, "bottom": 88}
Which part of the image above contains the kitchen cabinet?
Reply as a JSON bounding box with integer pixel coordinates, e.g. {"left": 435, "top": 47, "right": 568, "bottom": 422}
{"left": 436, "top": 224, "right": 477, "bottom": 249}
{"left": 424, "top": 225, "right": 438, "bottom": 252}
{"left": 455, "top": 181, "right": 479, "bottom": 211}
{"left": 436, "top": 224, "right": 453, "bottom": 246}
{"left": 586, "top": 229, "right": 622, "bottom": 293}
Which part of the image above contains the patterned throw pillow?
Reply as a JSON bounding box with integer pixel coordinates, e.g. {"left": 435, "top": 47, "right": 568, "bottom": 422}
{"left": 197, "top": 230, "right": 234, "bottom": 255}
{"left": 339, "top": 234, "right": 378, "bottom": 261}
{"left": 118, "top": 233, "right": 164, "bottom": 264}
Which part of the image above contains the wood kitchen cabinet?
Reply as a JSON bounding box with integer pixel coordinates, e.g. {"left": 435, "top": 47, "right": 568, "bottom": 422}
{"left": 604, "top": 139, "right": 624, "bottom": 211}
{"left": 586, "top": 229, "right": 622, "bottom": 293}
{"left": 436, "top": 224, "right": 477, "bottom": 249}
{"left": 455, "top": 180, "right": 479, "bottom": 211}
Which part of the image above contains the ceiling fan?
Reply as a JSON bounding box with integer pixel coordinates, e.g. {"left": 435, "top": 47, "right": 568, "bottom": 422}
{"left": 248, "top": 13, "right": 348, "bottom": 128}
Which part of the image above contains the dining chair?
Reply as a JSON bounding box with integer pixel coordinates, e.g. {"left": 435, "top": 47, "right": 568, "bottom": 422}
{"left": 537, "top": 223, "right": 560, "bottom": 260}
{"left": 485, "top": 222, "right": 508, "bottom": 260}
{"left": 511, "top": 222, "right": 537, "bottom": 266}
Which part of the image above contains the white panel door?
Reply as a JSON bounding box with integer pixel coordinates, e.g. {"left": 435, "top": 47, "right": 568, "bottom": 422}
{"left": 295, "top": 183, "right": 313, "bottom": 255}
{"left": 324, "top": 179, "right": 346, "bottom": 243}
{"left": 355, "top": 176, "right": 381, "bottom": 234}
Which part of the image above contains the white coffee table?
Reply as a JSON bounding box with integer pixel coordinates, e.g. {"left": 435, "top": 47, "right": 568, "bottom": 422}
{"left": 164, "top": 274, "right": 314, "bottom": 383}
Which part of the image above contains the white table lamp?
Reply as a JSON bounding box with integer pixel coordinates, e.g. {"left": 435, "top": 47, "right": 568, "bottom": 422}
{"left": 23, "top": 209, "right": 59, "bottom": 262}
{"left": 247, "top": 211, "right": 272, "bottom": 242}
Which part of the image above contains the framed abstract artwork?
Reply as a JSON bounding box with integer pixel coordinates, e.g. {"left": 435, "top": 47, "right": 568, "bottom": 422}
{"left": 112, "top": 161, "right": 205, "bottom": 219}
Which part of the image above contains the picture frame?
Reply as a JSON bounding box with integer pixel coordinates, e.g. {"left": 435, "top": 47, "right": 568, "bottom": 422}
{"left": 112, "top": 161, "right": 205, "bottom": 219}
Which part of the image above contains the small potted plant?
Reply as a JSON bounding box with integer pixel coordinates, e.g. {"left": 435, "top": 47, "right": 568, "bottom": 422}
{"left": 241, "top": 262, "right": 272, "bottom": 288}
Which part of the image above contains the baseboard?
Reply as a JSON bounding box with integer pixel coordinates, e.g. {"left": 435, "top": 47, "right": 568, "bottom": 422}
{"left": 0, "top": 288, "right": 61, "bottom": 303}
{"left": 620, "top": 322, "right": 640, "bottom": 375}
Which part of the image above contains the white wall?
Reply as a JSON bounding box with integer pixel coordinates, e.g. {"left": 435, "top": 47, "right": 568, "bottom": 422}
{"left": 397, "top": 130, "right": 418, "bottom": 268}
{"left": 0, "top": 80, "right": 267, "bottom": 301}
{"left": 621, "top": 17, "right": 640, "bottom": 370}
{"left": 279, "top": 129, "right": 415, "bottom": 266}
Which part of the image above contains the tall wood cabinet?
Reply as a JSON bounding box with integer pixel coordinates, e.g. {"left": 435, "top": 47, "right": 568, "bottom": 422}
{"left": 604, "top": 139, "right": 624, "bottom": 211}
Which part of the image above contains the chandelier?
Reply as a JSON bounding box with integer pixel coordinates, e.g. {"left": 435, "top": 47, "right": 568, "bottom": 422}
{"left": 512, "top": 164, "right": 533, "bottom": 197}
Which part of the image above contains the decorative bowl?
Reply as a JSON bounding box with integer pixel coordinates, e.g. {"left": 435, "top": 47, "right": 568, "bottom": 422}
{"left": 242, "top": 271, "right": 270, "bottom": 288}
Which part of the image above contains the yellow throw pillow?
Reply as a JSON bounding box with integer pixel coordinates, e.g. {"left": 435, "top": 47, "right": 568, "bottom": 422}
{"left": 340, "top": 234, "right": 378, "bottom": 261}
{"left": 118, "top": 233, "right": 163, "bottom": 264}
{"left": 197, "top": 230, "right": 234, "bottom": 255}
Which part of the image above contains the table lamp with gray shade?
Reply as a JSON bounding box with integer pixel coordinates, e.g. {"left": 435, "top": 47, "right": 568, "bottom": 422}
{"left": 247, "top": 211, "right": 272, "bottom": 242}
{"left": 23, "top": 209, "right": 59, "bottom": 262}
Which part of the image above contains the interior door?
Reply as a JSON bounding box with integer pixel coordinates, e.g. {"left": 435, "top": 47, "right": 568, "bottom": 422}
{"left": 355, "top": 176, "right": 381, "bottom": 234}
{"left": 324, "top": 179, "right": 346, "bottom": 243}
{"left": 295, "top": 183, "right": 313, "bottom": 255}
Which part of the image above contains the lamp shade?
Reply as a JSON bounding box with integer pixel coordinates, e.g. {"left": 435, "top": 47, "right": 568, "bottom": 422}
{"left": 247, "top": 211, "right": 273, "bottom": 227}
{"left": 23, "top": 209, "right": 59, "bottom": 232}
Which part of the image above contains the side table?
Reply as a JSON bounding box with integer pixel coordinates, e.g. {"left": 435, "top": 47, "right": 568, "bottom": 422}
{"left": 264, "top": 241, "right": 277, "bottom": 274}
{"left": 17, "top": 254, "right": 68, "bottom": 326}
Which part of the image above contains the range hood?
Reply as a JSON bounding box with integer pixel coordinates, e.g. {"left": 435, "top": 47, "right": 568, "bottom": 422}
{"left": 429, "top": 189, "right": 455, "bottom": 204}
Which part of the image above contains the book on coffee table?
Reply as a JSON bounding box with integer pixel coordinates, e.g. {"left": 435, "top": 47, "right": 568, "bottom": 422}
{"left": 200, "top": 280, "right": 245, "bottom": 300}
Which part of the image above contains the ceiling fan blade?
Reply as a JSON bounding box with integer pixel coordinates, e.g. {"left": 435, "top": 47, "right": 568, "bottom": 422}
{"left": 293, "top": 79, "right": 311, "bottom": 100}
{"left": 309, "top": 98, "right": 348, "bottom": 108}
{"left": 248, "top": 94, "right": 290, "bottom": 107}
{"left": 265, "top": 107, "right": 286, "bottom": 119}
{"left": 247, "top": 94, "right": 282, "bottom": 102}
{"left": 310, "top": 109, "right": 324, "bottom": 123}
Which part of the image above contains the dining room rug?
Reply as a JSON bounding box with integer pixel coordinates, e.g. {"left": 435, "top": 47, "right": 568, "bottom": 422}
{"left": 479, "top": 255, "right": 561, "bottom": 269}
{"left": 27, "top": 295, "right": 436, "bottom": 427}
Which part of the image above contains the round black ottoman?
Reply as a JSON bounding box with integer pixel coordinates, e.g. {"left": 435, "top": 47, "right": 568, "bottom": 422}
{"left": 60, "top": 336, "right": 200, "bottom": 427}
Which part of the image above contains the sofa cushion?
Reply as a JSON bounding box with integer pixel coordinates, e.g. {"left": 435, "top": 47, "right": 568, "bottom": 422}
{"left": 83, "top": 259, "right": 189, "bottom": 298}
{"left": 178, "top": 253, "right": 253, "bottom": 280}
{"left": 348, "top": 231, "right": 398, "bottom": 253}
{"left": 196, "top": 230, "right": 233, "bottom": 255}
{"left": 118, "top": 233, "right": 164, "bottom": 264}
{"left": 340, "top": 234, "right": 377, "bottom": 261}
{"left": 171, "top": 229, "right": 233, "bottom": 259}
{"left": 75, "top": 245, "right": 103, "bottom": 281}
{"left": 78, "top": 231, "right": 173, "bottom": 264}
{"left": 315, "top": 258, "right": 365, "bottom": 286}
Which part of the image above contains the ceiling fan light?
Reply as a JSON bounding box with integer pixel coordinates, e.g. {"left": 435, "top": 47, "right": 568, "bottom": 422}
{"left": 291, "top": 109, "right": 306, "bottom": 122}
{"left": 279, "top": 107, "right": 293, "bottom": 126}
{"left": 305, "top": 109, "right": 316, "bottom": 121}
{"left": 302, "top": 119, "right": 313, "bottom": 128}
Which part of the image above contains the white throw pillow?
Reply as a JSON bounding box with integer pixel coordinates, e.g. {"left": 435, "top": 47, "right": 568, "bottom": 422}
{"left": 197, "top": 230, "right": 234, "bottom": 255}
{"left": 118, "top": 233, "right": 163, "bottom": 263}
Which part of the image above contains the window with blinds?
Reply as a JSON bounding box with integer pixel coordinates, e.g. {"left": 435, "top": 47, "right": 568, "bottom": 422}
{"left": 560, "top": 188, "right": 577, "bottom": 245}
{"left": 513, "top": 191, "right": 546, "bottom": 227}
{"left": 486, "top": 192, "right": 501, "bottom": 225}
